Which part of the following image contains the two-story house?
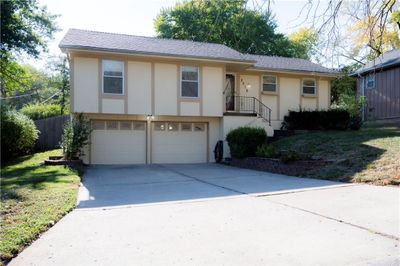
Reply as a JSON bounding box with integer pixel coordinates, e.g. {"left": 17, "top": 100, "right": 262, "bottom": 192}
{"left": 60, "top": 29, "right": 338, "bottom": 165}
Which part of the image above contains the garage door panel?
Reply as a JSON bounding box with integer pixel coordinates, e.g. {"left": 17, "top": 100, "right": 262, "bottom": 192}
{"left": 91, "top": 122, "right": 146, "bottom": 164}
{"left": 152, "top": 123, "right": 207, "bottom": 164}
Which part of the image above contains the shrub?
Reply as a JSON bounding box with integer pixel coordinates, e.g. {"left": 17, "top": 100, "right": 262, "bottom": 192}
{"left": 282, "top": 109, "right": 350, "bottom": 130}
{"left": 60, "top": 113, "right": 91, "bottom": 160}
{"left": 256, "top": 144, "right": 277, "bottom": 158}
{"left": 334, "top": 94, "right": 366, "bottom": 130}
{"left": 226, "top": 127, "right": 266, "bottom": 158}
{"left": 1, "top": 105, "right": 39, "bottom": 161}
{"left": 20, "top": 103, "right": 68, "bottom": 120}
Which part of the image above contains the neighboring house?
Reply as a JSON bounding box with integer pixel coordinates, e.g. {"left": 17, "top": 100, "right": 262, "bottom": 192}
{"left": 352, "top": 48, "right": 400, "bottom": 121}
{"left": 59, "top": 29, "right": 338, "bottom": 164}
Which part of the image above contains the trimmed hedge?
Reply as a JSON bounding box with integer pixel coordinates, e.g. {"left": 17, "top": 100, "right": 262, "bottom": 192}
{"left": 282, "top": 109, "right": 350, "bottom": 130}
{"left": 1, "top": 105, "right": 39, "bottom": 161}
{"left": 20, "top": 103, "right": 68, "bottom": 120}
{"left": 226, "top": 127, "right": 267, "bottom": 158}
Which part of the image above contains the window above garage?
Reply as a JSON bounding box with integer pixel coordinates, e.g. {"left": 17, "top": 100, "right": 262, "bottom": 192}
{"left": 103, "top": 60, "right": 124, "bottom": 95}
{"left": 180, "top": 66, "right": 199, "bottom": 98}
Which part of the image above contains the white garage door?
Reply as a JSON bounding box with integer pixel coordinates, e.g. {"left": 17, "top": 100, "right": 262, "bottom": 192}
{"left": 152, "top": 122, "right": 207, "bottom": 164}
{"left": 91, "top": 120, "right": 146, "bottom": 164}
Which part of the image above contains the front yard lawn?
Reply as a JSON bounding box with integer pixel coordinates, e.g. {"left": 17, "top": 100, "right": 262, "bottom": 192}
{"left": 273, "top": 125, "right": 400, "bottom": 185}
{"left": 0, "top": 150, "right": 81, "bottom": 265}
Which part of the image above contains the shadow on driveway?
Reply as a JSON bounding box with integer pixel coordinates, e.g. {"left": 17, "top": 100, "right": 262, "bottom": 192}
{"left": 78, "top": 164, "right": 344, "bottom": 209}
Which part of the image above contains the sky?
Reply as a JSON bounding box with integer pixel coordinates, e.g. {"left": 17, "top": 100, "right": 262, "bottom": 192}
{"left": 33, "top": 0, "right": 328, "bottom": 68}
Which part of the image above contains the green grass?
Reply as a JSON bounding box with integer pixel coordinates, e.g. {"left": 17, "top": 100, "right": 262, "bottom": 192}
{"left": 0, "top": 150, "right": 80, "bottom": 264}
{"left": 273, "top": 125, "right": 400, "bottom": 185}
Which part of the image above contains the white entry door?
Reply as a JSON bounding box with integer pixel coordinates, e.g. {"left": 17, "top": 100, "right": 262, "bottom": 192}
{"left": 91, "top": 120, "right": 146, "bottom": 164}
{"left": 151, "top": 122, "right": 207, "bottom": 164}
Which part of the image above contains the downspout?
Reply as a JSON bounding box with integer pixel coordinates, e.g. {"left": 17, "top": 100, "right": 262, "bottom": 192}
{"left": 358, "top": 73, "right": 365, "bottom": 121}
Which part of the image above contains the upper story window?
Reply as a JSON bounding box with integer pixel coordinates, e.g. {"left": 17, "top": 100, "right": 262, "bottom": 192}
{"left": 367, "top": 74, "right": 375, "bottom": 89}
{"left": 302, "top": 79, "right": 316, "bottom": 95}
{"left": 181, "top": 66, "right": 199, "bottom": 98}
{"left": 262, "top": 75, "right": 277, "bottom": 92}
{"left": 103, "top": 60, "right": 124, "bottom": 94}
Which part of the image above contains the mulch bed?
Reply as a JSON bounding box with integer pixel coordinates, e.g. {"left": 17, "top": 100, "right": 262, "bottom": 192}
{"left": 229, "top": 157, "right": 329, "bottom": 176}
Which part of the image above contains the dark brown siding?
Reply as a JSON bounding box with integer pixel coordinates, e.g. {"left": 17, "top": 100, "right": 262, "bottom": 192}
{"left": 358, "top": 66, "right": 400, "bottom": 120}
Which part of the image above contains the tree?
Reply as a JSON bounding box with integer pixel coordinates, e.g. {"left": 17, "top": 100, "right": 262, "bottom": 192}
{"left": 0, "top": 0, "right": 58, "bottom": 97}
{"left": 1, "top": 0, "right": 58, "bottom": 57}
{"left": 154, "top": 0, "right": 299, "bottom": 57}
{"left": 289, "top": 27, "right": 319, "bottom": 60}
{"left": 294, "top": 0, "right": 400, "bottom": 64}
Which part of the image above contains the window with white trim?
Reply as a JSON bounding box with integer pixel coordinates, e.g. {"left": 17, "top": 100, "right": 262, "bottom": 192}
{"left": 181, "top": 66, "right": 199, "bottom": 97}
{"left": 262, "top": 75, "right": 277, "bottom": 92}
{"left": 103, "top": 60, "right": 124, "bottom": 94}
{"left": 367, "top": 74, "right": 375, "bottom": 89}
{"left": 302, "top": 79, "right": 316, "bottom": 95}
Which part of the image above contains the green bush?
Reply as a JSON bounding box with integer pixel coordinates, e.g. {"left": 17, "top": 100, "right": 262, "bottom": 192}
{"left": 60, "top": 113, "right": 91, "bottom": 160}
{"left": 20, "top": 103, "right": 68, "bottom": 120}
{"left": 1, "top": 105, "right": 39, "bottom": 161}
{"left": 256, "top": 144, "right": 277, "bottom": 158}
{"left": 226, "top": 127, "right": 266, "bottom": 158}
{"left": 281, "top": 109, "right": 350, "bottom": 130}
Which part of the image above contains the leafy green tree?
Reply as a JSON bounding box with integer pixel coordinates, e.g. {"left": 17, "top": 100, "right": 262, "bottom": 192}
{"left": 0, "top": 0, "right": 58, "bottom": 97}
{"left": 289, "top": 27, "right": 319, "bottom": 60}
{"left": 154, "top": 0, "right": 298, "bottom": 57}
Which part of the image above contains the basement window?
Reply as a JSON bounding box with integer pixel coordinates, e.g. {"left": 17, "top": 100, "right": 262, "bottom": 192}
{"left": 181, "top": 66, "right": 199, "bottom": 98}
{"left": 103, "top": 60, "right": 124, "bottom": 94}
{"left": 302, "top": 79, "right": 316, "bottom": 95}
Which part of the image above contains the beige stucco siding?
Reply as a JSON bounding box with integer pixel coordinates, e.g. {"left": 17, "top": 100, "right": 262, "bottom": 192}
{"left": 154, "top": 63, "right": 178, "bottom": 115}
{"left": 261, "top": 95, "right": 278, "bottom": 120}
{"left": 279, "top": 77, "right": 301, "bottom": 120}
{"left": 302, "top": 97, "right": 317, "bottom": 110}
{"left": 73, "top": 57, "right": 99, "bottom": 112}
{"left": 102, "top": 98, "right": 125, "bottom": 114}
{"left": 180, "top": 102, "right": 200, "bottom": 116}
{"left": 202, "top": 66, "right": 224, "bottom": 116}
{"left": 127, "top": 61, "right": 152, "bottom": 114}
{"left": 318, "top": 80, "right": 330, "bottom": 110}
{"left": 239, "top": 75, "right": 259, "bottom": 98}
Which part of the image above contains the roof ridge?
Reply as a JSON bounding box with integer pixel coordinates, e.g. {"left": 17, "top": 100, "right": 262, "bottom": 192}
{"left": 68, "top": 28, "right": 230, "bottom": 48}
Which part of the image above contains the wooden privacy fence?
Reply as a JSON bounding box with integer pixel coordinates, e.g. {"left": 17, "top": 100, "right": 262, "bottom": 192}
{"left": 34, "top": 115, "right": 70, "bottom": 151}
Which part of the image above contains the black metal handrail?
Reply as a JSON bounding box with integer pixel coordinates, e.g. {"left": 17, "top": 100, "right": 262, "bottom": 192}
{"left": 225, "top": 96, "right": 272, "bottom": 125}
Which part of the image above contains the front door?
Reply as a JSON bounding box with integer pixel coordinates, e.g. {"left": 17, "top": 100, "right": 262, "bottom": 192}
{"left": 225, "top": 74, "right": 235, "bottom": 111}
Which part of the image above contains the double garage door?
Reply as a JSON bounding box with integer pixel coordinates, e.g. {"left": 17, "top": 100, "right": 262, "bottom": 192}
{"left": 91, "top": 120, "right": 207, "bottom": 164}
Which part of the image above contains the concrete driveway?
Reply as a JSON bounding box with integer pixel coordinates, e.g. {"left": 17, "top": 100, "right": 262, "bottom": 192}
{"left": 10, "top": 164, "right": 399, "bottom": 266}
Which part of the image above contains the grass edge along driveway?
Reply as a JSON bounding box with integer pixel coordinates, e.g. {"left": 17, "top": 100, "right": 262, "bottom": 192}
{"left": 0, "top": 149, "right": 81, "bottom": 265}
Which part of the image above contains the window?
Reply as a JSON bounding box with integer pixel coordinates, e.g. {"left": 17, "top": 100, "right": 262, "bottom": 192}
{"left": 103, "top": 60, "right": 124, "bottom": 94}
{"left": 154, "top": 122, "right": 165, "bottom": 131}
{"left": 92, "top": 120, "right": 105, "bottom": 130}
{"left": 167, "top": 123, "right": 179, "bottom": 131}
{"left": 302, "top": 79, "right": 316, "bottom": 95}
{"left": 367, "top": 74, "right": 375, "bottom": 89}
{"left": 194, "top": 123, "right": 205, "bottom": 132}
{"left": 262, "top": 75, "right": 277, "bottom": 92}
{"left": 119, "top": 121, "right": 132, "bottom": 130}
{"left": 181, "top": 123, "right": 192, "bottom": 131}
{"left": 133, "top": 122, "right": 145, "bottom": 131}
{"left": 106, "top": 121, "right": 118, "bottom": 130}
{"left": 181, "top": 66, "right": 199, "bottom": 97}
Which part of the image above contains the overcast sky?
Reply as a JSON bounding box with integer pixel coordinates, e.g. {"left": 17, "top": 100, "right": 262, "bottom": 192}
{"left": 32, "top": 0, "right": 329, "bottom": 68}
